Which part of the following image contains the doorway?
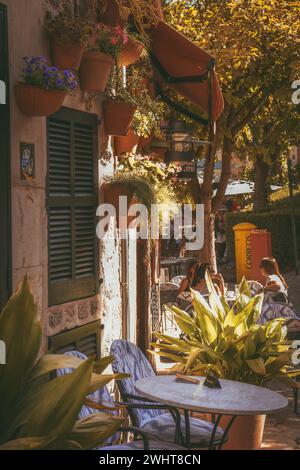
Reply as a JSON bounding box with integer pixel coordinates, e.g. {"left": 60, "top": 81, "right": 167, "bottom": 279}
{"left": 0, "top": 3, "right": 11, "bottom": 310}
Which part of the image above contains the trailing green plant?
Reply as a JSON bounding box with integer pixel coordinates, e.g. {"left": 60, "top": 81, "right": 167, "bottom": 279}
{"left": 44, "top": 0, "right": 93, "bottom": 46}
{"left": 105, "top": 173, "right": 157, "bottom": 213}
{"left": 0, "top": 277, "right": 127, "bottom": 450}
{"left": 105, "top": 67, "right": 167, "bottom": 137}
{"left": 151, "top": 274, "right": 300, "bottom": 387}
{"left": 114, "top": 0, "right": 160, "bottom": 39}
{"left": 117, "top": 154, "right": 180, "bottom": 207}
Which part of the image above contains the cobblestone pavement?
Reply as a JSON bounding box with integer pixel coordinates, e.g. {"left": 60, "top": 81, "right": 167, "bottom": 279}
{"left": 262, "top": 388, "right": 300, "bottom": 450}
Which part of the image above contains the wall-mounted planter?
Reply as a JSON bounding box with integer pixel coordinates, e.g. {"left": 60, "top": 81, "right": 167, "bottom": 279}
{"left": 149, "top": 141, "right": 169, "bottom": 160}
{"left": 79, "top": 51, "right": 114, "bottom": 93}
{"left": 101, "top": 0, "right": 123, "bottom": 27}
{"left": 114, "top": 129, "right": 139, "bottom": 155}
{"left": 50, "top": 38, "right": 84, "bottom": 70}
{"left": 138, "top": 133, "right": 154, "bottom": 149}
{"left": 15, "top": 83, "right": 66, "bottom": 116}
{"left": 119, "top": 38, "right": 144, "bottom": 67}
{"left": 102, "top": 182, "right": 136, "bottom": 228}
{"left": 103, "top": 99, "right": 137, "bottom": 136}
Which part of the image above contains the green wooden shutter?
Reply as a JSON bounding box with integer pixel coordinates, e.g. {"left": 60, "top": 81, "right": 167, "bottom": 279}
{"left": 47, "top": 108, "right": 99, "bottom": 306}
{"left": 48, "top": 320, "right": 103, "bottom": 359}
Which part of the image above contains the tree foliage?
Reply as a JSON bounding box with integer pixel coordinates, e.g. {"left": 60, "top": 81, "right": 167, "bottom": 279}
{"left": 162, "top": 0, "right": 300, "bottom": 262}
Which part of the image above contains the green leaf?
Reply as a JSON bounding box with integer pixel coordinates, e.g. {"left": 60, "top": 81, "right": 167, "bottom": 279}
{"left": 246, "top": 358, "right": 266, "bottom": 376}
{"left": 0, "top": 277, "right": 42, "bottom": 435}
{"left": 9, "top": 358, "right": 94, "bottom": 445}
{"left": 63, "top": 413, "right": 124, "bottom": 450}
{"left": 0, "top": 437, "right": 50, "bottom": 450}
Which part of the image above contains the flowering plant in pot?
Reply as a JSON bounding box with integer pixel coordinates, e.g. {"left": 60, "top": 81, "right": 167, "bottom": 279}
{"left": 45, "top": 0, "right": 93, "bottom": 69}
{"left": 15, "top": 56, "right": 78, "bottom": 117}
{"left": 80, "top": 23, "right": 128, "bottom": 93}
{"left": 151, "top": 275, "right": 300, "bottom": 449}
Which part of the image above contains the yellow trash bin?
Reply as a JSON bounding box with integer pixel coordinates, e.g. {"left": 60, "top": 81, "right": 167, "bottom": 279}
{"left": 233, "top": 223, "right": 257, "bottom": 282}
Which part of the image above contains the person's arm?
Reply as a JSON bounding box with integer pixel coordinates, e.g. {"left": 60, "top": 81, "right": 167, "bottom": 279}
{"left": 178, "top": 278, "right": 189, "bottom": 295}
{"left": 264, "top": 280, "right": 281, "bottom": 292}
{"left": 212, "top": 273, "right": 225, "bottom": 296}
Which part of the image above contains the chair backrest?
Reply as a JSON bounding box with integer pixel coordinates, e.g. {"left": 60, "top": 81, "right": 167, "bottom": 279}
{"left": 110, "top": 340, "right": 164, "bottom": 426}
{"left": 57, "top": 351, "right": 117, "bottom": 445}
{"left": 260, "top": 303, "right": 299, "bottom": 324}
{"left": 247, "top": 280, "right": 263, "bottom": 297}
{"left": 170, "top": 275, "right": 186, "bottom": 287}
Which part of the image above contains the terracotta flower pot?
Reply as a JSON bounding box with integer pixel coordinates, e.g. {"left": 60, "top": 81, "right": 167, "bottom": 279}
{"left": 138, "top": 133, "right": 154, "bottom": 149}
{"left": 50, "top": 38, "right": 84, "bottom": 70}
{"left": 114, "top": 130, "right": 139, "bottom": 155}
{"left": 149, "top": 142, "right": 168, "bottom": 159}
{"left": 103, "top": 99, "right": 137, "bottom": 136}
{"left": 15, "top": 83, "right": 67, "bottom": 117}
{"left": 219, "top": 414, "right": 266, "bottom": 450}
{"left": 101, "top": 0, "right": 124, "bottom": 27}
{"left": 102, "top": 182, "right": 135, "bottom": 229}
{"left": 80, "top": 51, "right": 114, "bottom": 93}
{"left": 119, "top": 37, "right": 144, "bottom": 67}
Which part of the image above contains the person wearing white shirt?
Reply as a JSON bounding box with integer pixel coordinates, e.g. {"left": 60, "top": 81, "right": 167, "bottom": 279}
{"left": 259, "top": 257, "right": 288, "bottom": 303}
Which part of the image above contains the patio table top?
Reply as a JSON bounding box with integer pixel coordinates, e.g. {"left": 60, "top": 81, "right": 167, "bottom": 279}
{"left": 135, "top": 375, "right": 288, "bottom": 416}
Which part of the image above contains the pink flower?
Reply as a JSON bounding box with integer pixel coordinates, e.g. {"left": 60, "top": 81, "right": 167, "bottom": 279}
{"left": 111, "top": 37, "right": 118, "bottom": 45}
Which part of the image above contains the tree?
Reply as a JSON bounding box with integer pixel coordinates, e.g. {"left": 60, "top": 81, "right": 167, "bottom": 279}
{"left": 238, "top": 94, "right": 300, "bottom": 211}
{"left": 162, "top": 0, "right": 300, "bottom": 267}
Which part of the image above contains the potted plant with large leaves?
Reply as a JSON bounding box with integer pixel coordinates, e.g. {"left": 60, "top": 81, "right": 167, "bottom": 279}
{"left": 15, "top": 56, "right": 78, "bottom": 117}
{"left": 151, "top": 275, "right": 300, "bottom": 450}
{"left": 0, "top": 277, "right": 127, "bottom": 450}
{"left": 45, "top": 0, "right": 93, "bottom": 70}
{"left": 80, "top": 23, "right": 128, "bottom": 93}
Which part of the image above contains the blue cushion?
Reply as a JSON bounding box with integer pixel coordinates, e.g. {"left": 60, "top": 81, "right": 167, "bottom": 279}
{"left": 110, "top": 340, "right": 164, "bottom": 426}
{"left": 57, "top": 351, "right": 117, "bottom": 445}
{"left": 141, "top": 413, "right": 224, "bottom": 447}
{"left": 101, "top": 440, "right": 185, "bottom": 450}
{"left": 260, "top": 303, "right": 299, "bottom": 324}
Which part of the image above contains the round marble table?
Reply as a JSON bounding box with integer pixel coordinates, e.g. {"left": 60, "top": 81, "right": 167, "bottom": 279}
{"left": 135, "top": 375, "right": 288, "bottom": 449}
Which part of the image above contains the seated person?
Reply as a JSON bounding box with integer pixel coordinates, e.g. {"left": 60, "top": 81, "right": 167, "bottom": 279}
{"left": 259, "top": 257, "right": 288, "bottom": 303}
{"left": 178, "top": 261, "right": 198, "bottom": 295}
{"left": 177, "top": 263, "right": 226, "bottom": 314}
{"left": 191, "top": 264, "right": 226, "bottom": 296}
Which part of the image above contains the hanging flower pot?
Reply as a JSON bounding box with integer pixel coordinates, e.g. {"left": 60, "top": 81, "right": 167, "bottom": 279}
{"left": 80, "top": 51, "right": 114, "bottom": 93}
{"left": 114, "top": 129, "right": 139, "bottom": 155}
{"left": 102, "top": 182, "right": 135, "bottom": 229}
{"left": 149, "top": 141, "right": 169, "bottom": 160}
{"left": 119, "top": 37, "right": 144, "bottom": 67}
{"left": 15, "top": 84, "right": 67, "bottom": 117}
{"left": 101, "top": 0, "right": 124, "bottom": 27}
{"left": 14, "top": 57, "right": 77, "bottom": 117}
{"left": 50, "top": 37, "right": 84, "bottom": 70}
{"left": 103, "top": 99, "right": 137, "bottom": 136}
{"left": 138, "top": 133, "right": 154, "bottom": 149}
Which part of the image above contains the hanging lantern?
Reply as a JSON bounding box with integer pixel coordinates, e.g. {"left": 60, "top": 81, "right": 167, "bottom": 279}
{"left": 164, "top": 119, "right": 195, "bottom": 163}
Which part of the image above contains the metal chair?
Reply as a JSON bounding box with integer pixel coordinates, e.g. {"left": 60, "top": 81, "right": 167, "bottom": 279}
{"left": 57, "top": 351, "right": 184, "bottom": 451}
{"left": 110, "top": 339, "right": 225, "bottom": 449}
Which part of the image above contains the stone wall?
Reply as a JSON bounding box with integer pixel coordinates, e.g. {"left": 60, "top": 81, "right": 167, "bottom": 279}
{"left": 5, "top": 0, "right": 123, "bottom": 355}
